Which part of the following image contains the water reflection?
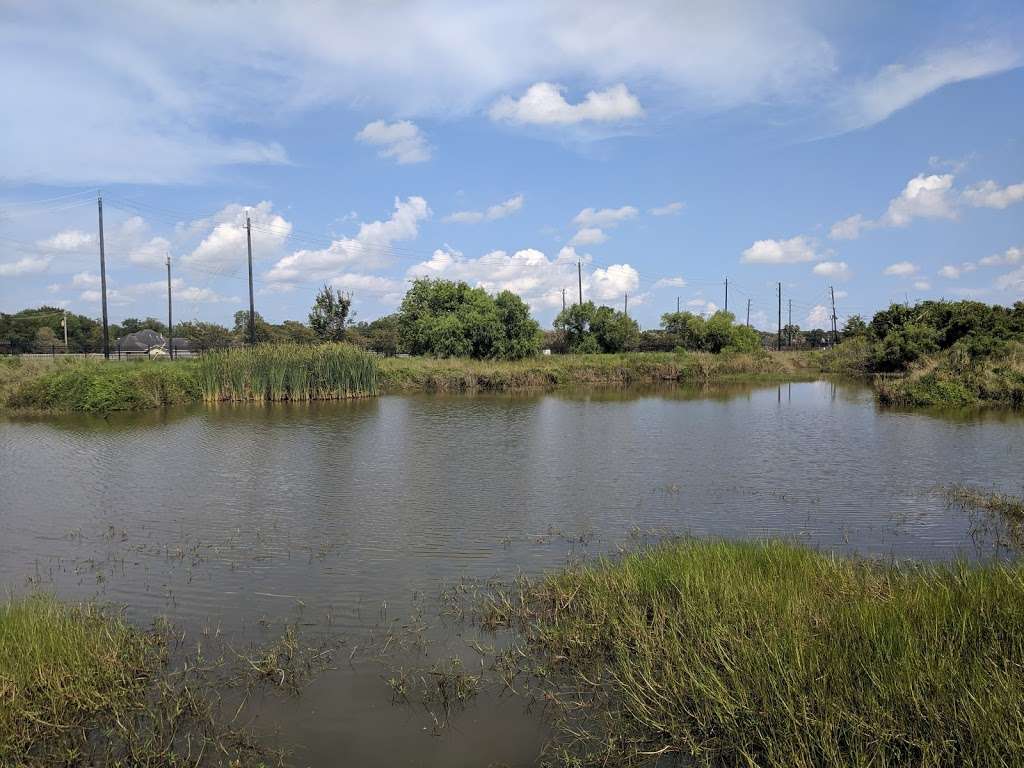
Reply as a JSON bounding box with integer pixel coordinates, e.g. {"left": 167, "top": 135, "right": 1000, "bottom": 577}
{"left": 2, "top": 380, "right": 1023, "bottom": 766}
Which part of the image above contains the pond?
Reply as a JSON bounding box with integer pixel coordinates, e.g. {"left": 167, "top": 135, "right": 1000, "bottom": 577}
{"left": 2, "top": 380, "right": 1023, "bottom": 766}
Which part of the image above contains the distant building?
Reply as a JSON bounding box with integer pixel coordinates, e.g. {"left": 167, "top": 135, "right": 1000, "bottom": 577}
{"left": 117, "top": 329, "right": 191, "bottom": 353}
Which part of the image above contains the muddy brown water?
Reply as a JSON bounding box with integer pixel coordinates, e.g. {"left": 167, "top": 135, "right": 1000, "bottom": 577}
{"left": 2, "top": 381, "right": 1023, "bottom": 766}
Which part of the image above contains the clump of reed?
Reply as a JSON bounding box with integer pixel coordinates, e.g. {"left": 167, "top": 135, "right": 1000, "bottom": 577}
{"left": 943, "top": 484, "right": 1024, "bottom": 520}
{"left": 194, "top": 342, "right": 377, "bottom": 402}
{"left": 482, "top": 539, "right": 1024, "bottom": 768}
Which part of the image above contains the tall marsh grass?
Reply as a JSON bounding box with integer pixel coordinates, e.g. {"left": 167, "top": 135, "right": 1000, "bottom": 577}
{"left": 194, "top": 342, "right": 377, "bottom": 402}
{"left": 485, "top": 539, "right": 1024, "bottom": 767}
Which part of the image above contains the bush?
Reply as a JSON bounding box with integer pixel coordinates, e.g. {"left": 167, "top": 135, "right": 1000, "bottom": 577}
{"left": 397, "top": 279, "right": 541, "bottom": 359}
{"left": 554, "top": 301, "right": 638, "bottom": 353}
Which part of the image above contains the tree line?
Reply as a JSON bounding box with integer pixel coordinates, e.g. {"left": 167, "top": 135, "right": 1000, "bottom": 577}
{"left": 5, "top": 279, "right": 1020, "bottom": 363}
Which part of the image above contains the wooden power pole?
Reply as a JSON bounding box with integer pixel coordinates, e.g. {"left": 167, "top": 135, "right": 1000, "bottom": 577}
{"left": 246, "top": 213, "right": 256, "bottom": 346}
{"left": 97, "top": 194, "right": 109, "bottom": 359}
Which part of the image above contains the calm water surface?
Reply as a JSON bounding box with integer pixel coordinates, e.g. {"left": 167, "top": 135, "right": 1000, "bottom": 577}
{"left": 2, "top": 381, "right": 1023, "bottom": 766}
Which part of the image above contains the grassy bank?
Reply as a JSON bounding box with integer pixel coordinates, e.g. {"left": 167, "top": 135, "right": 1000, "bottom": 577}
{"left": 0, "top": 594, "right": 331, "bottom": 765}
{"left": 485, "top": 539, "right": 1024, "bottom": 767}
{"left": 3, "top": 343, "right": 377, "bottom": 412}
{"left": 875, "top": 342, "right": 1024, "bottom": 408}
{"left": 378, "top": 350, "right": 820, "bottom": 392}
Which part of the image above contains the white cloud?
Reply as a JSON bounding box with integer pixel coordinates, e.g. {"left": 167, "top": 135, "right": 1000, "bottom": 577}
{"left": 573, "top": 206, "right": 638, "bottom": 228}
{"left": 979, "top": 246, "right": 1023, "bottom": 268}
{"left": 996, "top": 267, "right": 1024, "bottom": 292}
{"left": 569, "top": 227, "right": 608, "bottom": 246}
{"left": 328, "top": 273, "right": 405, "bottom": 295}
{"left": 883, "top": 261, "right": 918, "bottom": 277}
{"left": 72, "top": 271, "right": 100, "bottom": 287}
{"left": 649, "top": 201, "right": 685, "bottom": 216}
{"left": 962, "top": 180, "right": 1024, "bottom": 210}
{"left": 913, "top": 280, "right": 931, "bottom": 291}
{"left": 686, "top": 298, "right": 720, "bottom": 316}
{"left": 829, "top": 214, "right": 869, "bottom": 241}
{"left": 38, "top": 230, "right": 93, "bottom": 251}
{"left": 406, "top": 244, "right": 637, "bottom": 312}
{"left": 881, "top": 174, "right": 957, "bottom": 227}
{"left": 185, "top": 202, "right": 292, "bottom": 270}
{"left": 444, "top": 194, "right": 524, "bottom": 224}
{"left": 812, "top": 260, "right": 849, "bottom": 278}
{"left": 355, "top": 120, "right": 431, "bottom": 164}
{"left": 654, "top": 276, "right": 687, "bottom": 288}
{"left": 938, "top": 262, "right": 977, "bottom": 279}
{"left": 806, "top": 305, "right": 830, "bottom": 328}
{"left": 0, "top": 255, "right": 51, "bottom": 276}
{"left": 590, "top": 264, "right": 640, "bottom": 301}
{"left": 834, "top": 44, "right": 1020, "bottom": 132}
{"left": 266, "top": 196, "right": 429, "bottom": 284}
{"left": 489, "top": 82, "right": 644, "bottom": 126}
{"left": 741, "top": 236, "right": 818, "bottom": 264}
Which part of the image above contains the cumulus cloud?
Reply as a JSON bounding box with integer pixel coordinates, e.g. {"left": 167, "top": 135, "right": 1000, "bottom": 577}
{"left": 938, "top": 262, "right": 977, "bottom": 279}
{"left": 355, "top": 120, "right": 431, "bottom": 164}
{"left": 654, "top": 276, "right": 687, "bottom": 288}
{"left": 741, "top": 236, "right": 819, "bottom": 264}
{"left": 649, "top": 201, "right": 685, "bottom": 216}
{"left": 881, "top": 174, "right": 957, "bottom": 226}
{"left": 328, "top": 273, "right": 405, "bottom": 295}
{"left": 489, "top": 83, "right": 644, "bottom": 126}
{"left": 573, "top": 206, "right": 638, "bottom": 228}
{"left": 979, "top": 246, "right": 1023, "bottom": 267}
{"left": 72, "top": 271, "right": 100, "bottom": 287}
{"left": 0, "top": 255, "right": 51, "bottom": 276}
{"left": 829, "top": 214, "right": 869, "bottom": 240}
{"left": 883, "top": 261, "right": 918, "bottom": 276}
{"left": 812, "top": 260, "right": 849, "bottom": 278}
{"left": 569, "top": 227, "right": 608, "bottom": 246}
{"left": 833, "top": 44, "right": 1020, "bottom": 132}
{"left": 406, "top": 244, "right": 637, "bottom": 312}
{"left": 996, "top": 267, "right": 1024, "bottom": 292}
{"left": 38, "top": 230, "right": 93, "bottom": 251}
{"left": 962, "top": 180, "right": 1024, "bottom": 210}
{"left": 806, "top": 305, "right": 830, "bottom": 328}
{"left": 185, "top": 202, "right": 292, "bottom": 270}
{"left": 444, "top": 194, "right": 523, "bottom": 224}
{"left": 266, "top": 196, "right": 429, "bottom": 285}
{"left": 913, "top": 280, "right": 931, "bottom": 291}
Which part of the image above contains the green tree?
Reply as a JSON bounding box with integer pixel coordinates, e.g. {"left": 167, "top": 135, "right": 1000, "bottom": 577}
{"left": 554, "top": 301, "right": 637, "bottom": 353}
{"left": 232, "top": 310, "right": 276, "bottom": 343}
{"left": 397, "top": 279, "right": 539, "bottom": 359}
{"left": 34, "top": 326, "right": 59, "bottom": 351}
{"left": 308, "top": 284, "right": 352, "bottom": 342}
{"left": 842, "top": 315, "right": 868, "bottom": 339}
{"left": 174, "top": 320, "right": 234, "bottom": 350}
{"left": 277, "top": 320, "right": 316, "bottom": 345}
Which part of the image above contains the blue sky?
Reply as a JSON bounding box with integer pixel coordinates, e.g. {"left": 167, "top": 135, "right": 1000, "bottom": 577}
{"left": 1, "top": 1, "right": 1022, "bottom": 332}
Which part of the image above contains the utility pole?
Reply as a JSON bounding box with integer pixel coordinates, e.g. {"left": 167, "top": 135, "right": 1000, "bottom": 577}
{"left": 624, "top": 292, "right": 628, "bottom": 317}
{"left": 561, "top": 288, "right": 566, "bottom": 312}
{"left": 97, "top": 194, "right": 110, "bottom": 359}
{"left": 165, "top": 255, "right": 174, "bottom": 360}
{"left": 788, "top": 299, "right": 792, "bottom": 347}
{"left": 830, "top": 285, "right": 838, "bottom": 347}
{"left": 62, "top": 309, "right": 68, "bottom": 351}
{"left": 676, "top": 296, "right": 680, "bottom": 314}
{"left": 746, "top": 298, "right": 751, "bottom": 328}
{"left": 724, "top": 277, "right": 728, "bottom": 313}
{"left": 246, "top": 213, "right": 256, "bottom": 346}
{"left": 777, "top": 282, "right": 782, "bottom": 352}
{"left": 577, "top": 260, "right": 583, "bottom": 306}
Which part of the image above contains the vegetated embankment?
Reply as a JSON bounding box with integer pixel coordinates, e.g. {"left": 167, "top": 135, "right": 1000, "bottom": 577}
{"left": 483, "top": 538, "right": 1024, "bottom": 767}
{"left": 377, "top": 350, "right": 820, "bottom": 392}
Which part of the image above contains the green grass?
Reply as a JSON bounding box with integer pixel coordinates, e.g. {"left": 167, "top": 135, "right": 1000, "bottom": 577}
{"left": 378, "top": 350, "right": 820, "bottom": 392}
{"left": 193, "top": 343, "right": 377, "bottom": 402}
{"left": 485, "top": 539, "right": 1024, "bottom": 767}
{"left": 5, "top": 357, "right": 201, "bottom": 412}
{"left": 0, "top": 594, "right": 161, "bottom": 763}
{"left": 876, "top": 342, "right": 1024, "bottom": 409}
{"left": 0, "top": 594, "right": 333, "bottom": 766}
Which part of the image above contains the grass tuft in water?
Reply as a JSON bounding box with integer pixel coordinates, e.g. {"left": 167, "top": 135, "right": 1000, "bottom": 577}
{"left": 482, "top": 538, "right": 1024, "bottom": 767}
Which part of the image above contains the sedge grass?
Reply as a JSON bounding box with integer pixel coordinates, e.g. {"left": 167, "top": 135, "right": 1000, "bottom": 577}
{"left": 194, "top": 343, "right": 377, "bottom": 402}
{"left": 483, "top": 539, "right": 1024, "bottom": 767}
